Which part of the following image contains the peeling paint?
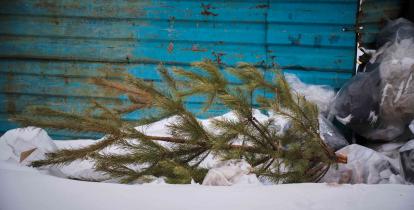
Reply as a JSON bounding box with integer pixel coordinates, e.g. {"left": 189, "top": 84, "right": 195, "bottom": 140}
{"left": 167, "top": 42, "right": 174, "bottom": 53}
{"left": 183, "top": 44, "right": 208, "bottom": 52}
{"left": 255, "top": 4, "right": 269, "bottom": 9}
{"left": 212, "top": 51, "right": 225, "bottom": 64}
{"left": 288, "top": 34, "right": 302, "bottom": 45}
{"left": 4, "top": 72, "right": 16, "bottom": 114}
{"left": 328, "top": 35, "right": 340, "bottom": 44}
{"left": 314, "top": 35, "right": 322, "bottom": 48}
{"left": 201, "top": 3, "right": 218, "bottom": 16}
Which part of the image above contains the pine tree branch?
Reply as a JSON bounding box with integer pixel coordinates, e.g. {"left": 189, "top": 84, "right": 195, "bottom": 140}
{"left": 15, "top": 60, "right": 343, "bottom": 184}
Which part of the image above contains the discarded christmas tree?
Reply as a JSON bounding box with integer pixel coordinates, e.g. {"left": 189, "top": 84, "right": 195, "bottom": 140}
{"left": 13, "top": 60, "right": 346, "bottom": 184}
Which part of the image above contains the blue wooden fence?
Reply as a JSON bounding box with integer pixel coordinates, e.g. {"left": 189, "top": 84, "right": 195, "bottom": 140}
{"left": 0, "top": 0, "right": 359, "bottom": 139}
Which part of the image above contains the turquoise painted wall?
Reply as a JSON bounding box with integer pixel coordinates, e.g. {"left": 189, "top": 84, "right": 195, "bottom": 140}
{"left": 0, "top": 0, "right": 359, "bottom": 139}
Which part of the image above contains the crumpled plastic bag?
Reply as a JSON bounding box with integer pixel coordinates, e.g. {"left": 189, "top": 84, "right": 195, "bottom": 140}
{"left": 329, "top": 18, "right": 414, "bottom": 142}
{"left": 319, "top": 115, "right": 349, "bottom": 151}
{"left": 202, "top": 159, "right": 260, "bottom": 186}
{"left": 0, "top": 127, "right": 57, "bottom": 165}
{"left": 328, "top": 70, "right": 383, "bottom": 139}
{"left": 376, "top": 18, "right": 414, "bottom": 48}
{"left": 321, "top": 144, "right": 404, "bottom": 184}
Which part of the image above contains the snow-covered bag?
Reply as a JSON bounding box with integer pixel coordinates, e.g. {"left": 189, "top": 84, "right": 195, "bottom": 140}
{"left": 202, "top": 160, "right": 260, "bottom": 186}
{"left": 321, "top": 144, "right": 404, "bottom": 184}
{"left": 0, "top": 127, "right": 57, "bottom": 165}
{"left": 329, "top": 18, "right": 414, "bottom": 142}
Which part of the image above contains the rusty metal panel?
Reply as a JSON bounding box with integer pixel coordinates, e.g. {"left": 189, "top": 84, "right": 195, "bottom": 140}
{"left": 0, "top": 0, "right": 359, "bottom": 139}
{"left": 358, "top": 0, "right": 405, "bottom": 48}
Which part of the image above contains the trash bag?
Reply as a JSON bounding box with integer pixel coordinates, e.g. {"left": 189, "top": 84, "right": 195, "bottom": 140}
{"left": 376, "top": 18, "right": 414, "bottom": 48}
{"left": 329, "top": 18, "right": 414, "bottom": 142}
{"left": 399, "top": 139, "right": 414, "bottom": 184}
{"left": 328, "top": 70, "right": 383, "bottom": 139}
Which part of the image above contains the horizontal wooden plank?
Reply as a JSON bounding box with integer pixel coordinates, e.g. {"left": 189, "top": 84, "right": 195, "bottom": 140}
{"left": 0, "top": 93, "right": 233, "bottom": 140}
{"left": 0, "top": 15, "right": 357, "bottom": 48}
{"left": 0, "top": 92, "right": 231, "bottom": 119}
{"left": 267, "top": 45, "right": 355, "bottom": 71}
{"left": 0, "top": 0, "right": 357, "bottom": 23}
{"left": 265, "top": 69, "right": 352, "bottom": 89}
{"left": 0, "top": 59, "right": 266, "bottom": 85}
{"left": 0, "top": 104, "right": 232, "bottom": 140}
{"left": 0, "top": 59, "right": 351, "bottom": 82}
{"left": 0, "top": 36, "right": 354, "bottom": 70}
{"left": 268, "top": 23, "right": 355, "bottom": 47}
{"left": 268, "top": 2, "right": 357, "bottom": 24}
{"left": 0, "top": 72, "right": 267, "bottom": 103}
{"left": 0, "top": 92, "right": 124, "bottom": 115}
{"left": 0, "top": 60, "right": 133, "bottom": 78}
{"left": 0, "top": 15, "right": 266, "bottom": 44}
{"left": 0, "top": 73, "right": 121, "bottom": 99}
{"left": 0, "top": 0, "right": 268, "bottom": 22}
{"left": 0, "top": 36, "right": 268, "bottom": 65}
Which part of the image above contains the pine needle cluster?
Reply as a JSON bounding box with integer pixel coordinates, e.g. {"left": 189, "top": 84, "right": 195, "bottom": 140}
{"left": 12, "top": 60, "right": 343, "bottom": 184}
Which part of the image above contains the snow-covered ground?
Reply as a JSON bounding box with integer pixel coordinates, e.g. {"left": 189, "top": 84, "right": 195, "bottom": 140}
{"left": 1, "top": 130, "right": 414, "bottom": 210}
{"left": 1, "top": 159, "right": 414, "bottom": 210}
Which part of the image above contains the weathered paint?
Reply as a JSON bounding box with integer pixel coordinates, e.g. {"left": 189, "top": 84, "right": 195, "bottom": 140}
{"left": 0, "top": 0, "right": 359, "bottom": 139}
{"left": 358, "top": 0, "right": 404, "bottom": 48}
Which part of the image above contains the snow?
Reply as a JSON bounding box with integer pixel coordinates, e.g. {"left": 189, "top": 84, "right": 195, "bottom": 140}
{"left": 1, "top": 126, "right": 414, "bottom": 209}
{"left": 1, "top": 160, "right": 414, "bottom": 210}
{"left": 0, "top": 127, "right": 57, "bottom": 164}
{"left": 202, "top": 160, "right": 260, "bottom": 186}
{"left": 285, "top": 73, "right": 335, "bottom": 113}
{"left": 0, "top": 126, "right": 413, "bottom": 210}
